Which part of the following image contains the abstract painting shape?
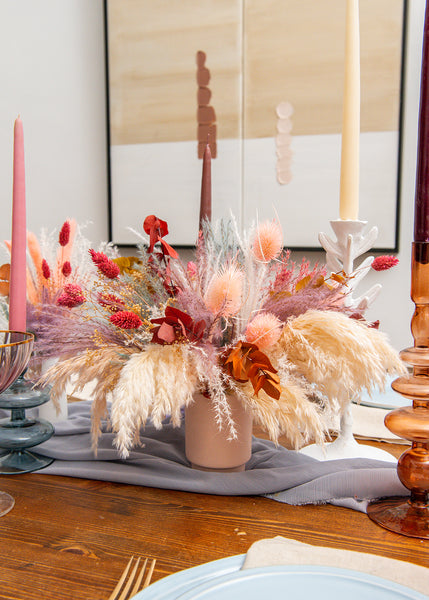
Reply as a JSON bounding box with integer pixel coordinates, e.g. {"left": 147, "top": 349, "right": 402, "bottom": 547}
{"left": 196, "top": 50, "right": 217, "bottom": 158}
{"left": 276, "top": 101, "right": 293, "bottom": 184}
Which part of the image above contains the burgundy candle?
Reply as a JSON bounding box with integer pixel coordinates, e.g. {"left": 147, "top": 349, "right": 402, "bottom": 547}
{"left": 199, "top": 142, "right": 212, "bottom": 230}
{"left": 414, "top": 1, "right": 429, "bottom": 242}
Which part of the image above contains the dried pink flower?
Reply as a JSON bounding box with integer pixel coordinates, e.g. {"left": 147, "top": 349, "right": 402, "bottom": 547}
{"left": 41, "top": 259, "right": 51, "bottom": 280}
{"left": 245, "top": 312, "right": 282, "bottom": 349}
{"left": 252, "top": 220, "right": 283, "bottom": 262}
{"left": 61, "top": 261, "right": 72, "bottom": 277}
{"left": 89, "top": 249, "right": 108, "bottom": 266}
{"left": 205, "top": 265, "right": 243, "bottom": 316}
{"left": 371, "top": 255, "right": 399, "bottom": 271}
{"left": 98, "top": 293, "right": 125, "bottom": 312}
{"left": 89, "top": 249, "right": 120, "bottom": 279}
{"left": 58, "top": 221, "right": 71, "bottom": 246}
{"left": 57, "top": 284, "right": 85, "bottom": 308}
{"left": 98, "top": 260, "right": 120, "bottom": 279}
{"left": 110, "top": 310, "right": 142, "bottom": 329}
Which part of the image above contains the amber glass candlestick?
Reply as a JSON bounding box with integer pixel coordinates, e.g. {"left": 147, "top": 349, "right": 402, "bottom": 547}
{"left": 367, "top": 242, "right": 429, "bottom": 538}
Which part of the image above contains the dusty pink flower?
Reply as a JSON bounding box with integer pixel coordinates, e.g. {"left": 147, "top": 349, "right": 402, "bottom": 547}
{"left": 371, "top": 255, "right": 399, "bottom": 271}
{"left": 110, "top": 310, "right": 142, "bottom": 329}
{"left": 58, "top": 221, "right": 71, "bottom": 246}
{"left": 41, "top": 259, "right": 51, "bottom": 280}
{"left": 205, "top": 265, "right": 243, "bottom": 316}
{"left": 187, "top": 261, "right": 197, "bottom": 278}
{"left": 57, "top": 284, "right": 85, "bottom": 308}
{"left": 252, "top": 220, "right": 283, "bottom": 262}
{"left": 245, "top": 312, "right": 282, "bottom": 349}
{"left": 61, "top": 261, "right": 72, "bottom": 277}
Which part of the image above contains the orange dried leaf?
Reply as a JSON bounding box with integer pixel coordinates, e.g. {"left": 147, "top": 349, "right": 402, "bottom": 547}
{"left": 295, "top": 275, "right": 311, "bottom": 291}
{"left": 330, "top": 272, "right": 347, "bottom": 284}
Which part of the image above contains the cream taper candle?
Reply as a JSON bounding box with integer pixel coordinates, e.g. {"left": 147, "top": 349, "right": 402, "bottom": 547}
{"left": 339, "top": 0, "right": 360, "bottom": 221}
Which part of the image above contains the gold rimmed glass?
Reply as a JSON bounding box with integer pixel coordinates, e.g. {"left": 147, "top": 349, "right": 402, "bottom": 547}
{"left": 0, "top": 330, "right": 34, "bottom": 516}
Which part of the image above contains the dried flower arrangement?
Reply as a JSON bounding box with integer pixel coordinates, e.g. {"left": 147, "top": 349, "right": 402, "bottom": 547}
{"left": 0, "top": 220, "right": 117, "bottom": 341}
{"left": 37, "top": 215, "right": 405, "bottom": 458}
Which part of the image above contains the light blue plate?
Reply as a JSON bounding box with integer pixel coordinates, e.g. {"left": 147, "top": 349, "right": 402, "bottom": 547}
{"left": 132, "top": 555, "right": 244, "bottom": 600}
{"left": 132, "top": 556, "right": 426, "bottom": 600}
{"left": 353, "top": 375, "right": 412, "bottom": 410}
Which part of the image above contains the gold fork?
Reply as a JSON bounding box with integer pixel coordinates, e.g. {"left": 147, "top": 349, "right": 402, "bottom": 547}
{"left": 108, "top": 556, "right": 156, "bottom": 600}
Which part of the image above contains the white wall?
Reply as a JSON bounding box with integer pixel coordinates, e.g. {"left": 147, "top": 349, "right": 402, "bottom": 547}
{"left": 0, "top": 0, "right": 425, "bottom": 351}
{"left": 0, "top": 0, "right": 108, "bottom": 244}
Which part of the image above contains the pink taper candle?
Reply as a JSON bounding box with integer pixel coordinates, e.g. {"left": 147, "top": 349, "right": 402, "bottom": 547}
{"left": 414, "top": 1, "right": 429, "bottom": 241}
{"left": 339, "top": 0, "right": 360, "bottom": 221}
{"left": 199, "top": 142, "right": 212, "bottom": 230}
{"left": 8, "top": 117, "right": 27, "bottom": 331}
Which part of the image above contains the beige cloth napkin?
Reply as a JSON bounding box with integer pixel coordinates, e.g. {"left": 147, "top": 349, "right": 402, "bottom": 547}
{"left": 242, "top": 536, "right": 428, "bottom": 595}
{"left": 351, "top": 403, "right": 408, "bottom": 443}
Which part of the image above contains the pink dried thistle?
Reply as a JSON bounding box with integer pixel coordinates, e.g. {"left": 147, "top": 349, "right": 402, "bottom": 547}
{"left": 371, "top": 255, "right": 399, "bottom": 272}
{"left": 245, "top": 312, "right": 283, "bottom": 349}
{"left": 252, "top": 220, "right": 283, "bottom": 262}
{"left": 58, "top": 221, "right": 71, "bottom": 246}
{"left": 57, "top": 284, "right": 85, "bottom": 308}
{"left": 41, "top": 259, "right": 51, "bottom": 280}
{"left": 61, "top": 261, "right": 72, "bottom": 277}
{"left": 110, "top": 310, "right": 142, "bottom": 329}
{"left": 205, "top": 265, "right": 243, "bottom": 316}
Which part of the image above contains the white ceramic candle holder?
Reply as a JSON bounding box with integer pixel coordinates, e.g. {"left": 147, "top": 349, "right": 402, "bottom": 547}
{"left": 300, "top": 219, "right": 396, "bottom": 463}
{"left": 38, "top": 357, "right": 68, "bottom": 423}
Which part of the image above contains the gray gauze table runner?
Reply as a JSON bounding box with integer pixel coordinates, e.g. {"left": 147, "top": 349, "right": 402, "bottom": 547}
{"left": 22, "top": 401, "right": 407, "bottom": 513}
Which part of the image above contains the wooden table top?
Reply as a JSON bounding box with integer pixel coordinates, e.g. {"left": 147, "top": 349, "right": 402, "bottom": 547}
{"left": 0, "top": 438, "right": 427, "bottom": 600}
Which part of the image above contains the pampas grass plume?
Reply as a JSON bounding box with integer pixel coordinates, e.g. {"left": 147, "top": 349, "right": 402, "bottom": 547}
{"left": 245, "top": 312, "right": 282, "bottom": 349}
{"left": 205, "top": 264, "right": 243, "bottom": 316}
{"left": 111, "top": 344, "right": 197, "bottom": 457}
{"left": 275, "top": 309, "right": 407, "bottom": 410}
{"left": 252, "top": 220, "right": 283, "bottom": 262}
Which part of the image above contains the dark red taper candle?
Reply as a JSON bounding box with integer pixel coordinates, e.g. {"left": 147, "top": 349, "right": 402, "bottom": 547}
{"left": 199, "top": 142, "right": 212, "bottom": 230}
{"left": 414, "top": 1, "right": 429, "bottom": 242}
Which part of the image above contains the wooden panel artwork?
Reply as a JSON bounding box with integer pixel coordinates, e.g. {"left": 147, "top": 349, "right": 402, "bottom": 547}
{"left": 105, "top": 0, "right": 404, "bottom": 248}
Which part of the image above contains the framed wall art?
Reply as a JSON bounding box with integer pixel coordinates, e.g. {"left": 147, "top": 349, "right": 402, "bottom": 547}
{"left": 104, "top": 0, "right": 405, "bottom": 250}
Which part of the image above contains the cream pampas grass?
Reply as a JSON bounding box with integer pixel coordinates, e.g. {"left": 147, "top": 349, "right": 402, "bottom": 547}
{"left": 38, "top": 347, "right": 135, "bottom": 450}
{"left": 110, "top": 344, "right": 197, "bottom": 457}
{"left": 274, "top": 310, "right": 406, "bottom": 411}
{"left": 238, "top": 364, "right": 332, "bottom": 450}
{"left": 188, "top": 347, "right": 237, "bottom": 436}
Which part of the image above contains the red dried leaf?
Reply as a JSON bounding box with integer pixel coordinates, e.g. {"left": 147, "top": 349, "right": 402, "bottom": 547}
{"left": 150, "top": 306, "right": 206, "bottom": 345}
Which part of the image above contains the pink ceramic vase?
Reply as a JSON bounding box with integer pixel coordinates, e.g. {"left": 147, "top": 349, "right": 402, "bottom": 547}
{"left": 185, "top": 392, "right": 253, "bottom": 472}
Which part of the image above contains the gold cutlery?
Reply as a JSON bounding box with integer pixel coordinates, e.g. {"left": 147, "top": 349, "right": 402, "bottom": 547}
{"left": 108, "top": 556, "right": 156, "bottom": 600}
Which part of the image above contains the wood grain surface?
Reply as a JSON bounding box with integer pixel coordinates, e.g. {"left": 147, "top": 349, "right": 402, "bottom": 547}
{"left": 0, "top": 437, "right": 427, "bottom": 600}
